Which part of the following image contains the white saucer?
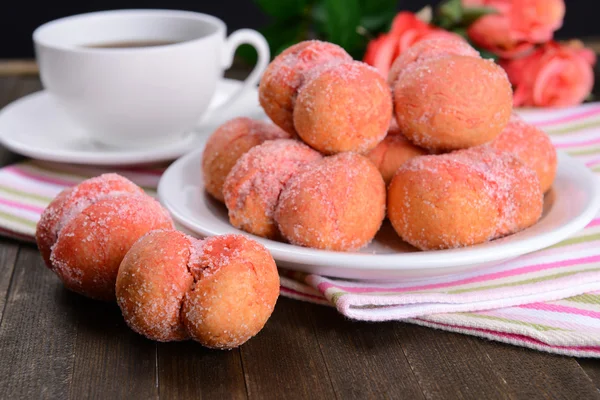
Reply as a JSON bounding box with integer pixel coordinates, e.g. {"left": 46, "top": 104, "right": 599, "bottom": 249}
{"left": 0, "top": 79, "right": 266, "bottom": 166}
{"left": 158, "top": 149, "right": 600, "bottom": 281}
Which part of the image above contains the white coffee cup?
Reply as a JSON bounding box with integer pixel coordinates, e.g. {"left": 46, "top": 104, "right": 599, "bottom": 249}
{"left": 33, "top": 9, "right": 270, "bottom": 148}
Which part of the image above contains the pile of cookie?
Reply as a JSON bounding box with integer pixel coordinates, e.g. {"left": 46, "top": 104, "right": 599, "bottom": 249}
{"left": 203, "top": 37, "right": 556, "bottom": 251}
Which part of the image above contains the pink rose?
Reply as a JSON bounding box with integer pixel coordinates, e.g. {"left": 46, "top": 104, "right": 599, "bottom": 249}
{"left": 500, "top": 41, "right": 596, "bottom": 107}
{"left": 466, "top": 0, "right": 565, "bottom": 58}
{"left": 363, "top": 12, "right": 460, "bottom": 77}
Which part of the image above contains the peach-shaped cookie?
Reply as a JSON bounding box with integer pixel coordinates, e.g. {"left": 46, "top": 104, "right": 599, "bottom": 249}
{"left": 294, "top": 61, "right": 393, "bottom": 154}
{"left": 35, "top": 174, "right": 174, "bottom": 301}
{"left": 388, "top": 37, "right": 480, "bottom": 87}
{"left": 202, "top": 117, "right": 291, "bottom": 202}
{"left": 259, "top": 40, "right": 352, "bottom": 134}
{"left": 366, "top": 134, "right": 428, "bottom": 185}
{"left": 36, "top": 173, "right": 144, "bottom": 268}
{"left": 393, "top": 55, "right": 513, "bottom": 151}
{"left": 117, "top": 229, "right": 193, "bottom": 341}
{"left": 223, "top": 139, "right": 322, "bottom": 239}
{"left": 275, "top": 152, "right": 386, "bottom": 251}
{"left": 487, "top": 114, "right": 557, "bottom": 193}
{"left": 182, "top": 234, "right": 279, "bottom": 349}
{"left": 387, "top": 147, "right": 543, "bottom": 250}
{"left": 50, "top": 195, "right": 174, "bottom": 301}
{"left": 117, "top": 232, "right": 279, "bottom": 349}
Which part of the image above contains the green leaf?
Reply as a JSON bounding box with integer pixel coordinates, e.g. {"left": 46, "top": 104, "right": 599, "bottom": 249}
{"left": 264, "top": 20, "right": 307, "bottom": 56}
{"left": 236, "top": 44, "right": 260, "bottom": 66}
{"left": 255, "top": 0, "right": 307, "bottom": 20}
{"left": 323, "top": 0, "right": 361, "bottom": 52}
{"left": 436, "top": 0, "right": 464, "bottom": 29}
{"left": 311, "top": 2, "right": 327, "bottom": 26}
{"left": 462, "top": 6, "right": 498, "bottom": 25}
{"left": 356, "top": 0, "right": 397, "bottom": 34}
{"left": 358, "top": 0, "right": 397, "bottom": 17}
{"left": 359, "top": 11, "right": 396, "bottom": 33}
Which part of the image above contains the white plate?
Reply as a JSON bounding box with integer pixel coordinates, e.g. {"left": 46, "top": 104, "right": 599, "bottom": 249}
{"left": 0, "top": 79, "right": 266, "bottom": 166}
{"left": 158, "top": 149, "right": 600, "bottom": 281}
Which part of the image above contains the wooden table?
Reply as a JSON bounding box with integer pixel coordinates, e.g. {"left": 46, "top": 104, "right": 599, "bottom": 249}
{"left": 1, "top": 67, "right": 600, "bottom": 400}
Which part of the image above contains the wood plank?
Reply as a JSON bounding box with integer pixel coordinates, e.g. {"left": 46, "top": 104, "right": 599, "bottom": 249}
{"left": 0, "top": 243, "right": 19, "bottom": 322}
{"left": 0, "top": 76, "right": 22, "bottom": 166}
{"left": 0, "top": 76, "right": 21, "bottom": 320}
{"left": 68, "top": 297, "right": 158, "bottom": 400}
{"left": 310, "top": 304, "right": 426, "bottom": 399}
{"left": 158, "top": 341, "right": 247, "bottom": 399}
{"left": 15, "top": 77, "right": 43, "bottom": 96}
{"left": 576, "top": 359, "right": 600, "bottom": 391}
{"left": 396, "top": 323, "right": 600, "bottom": 399}
{"left": 474, "top": 340, "right": 600, "bottom": 400}
{"left": 0, "top": 76, "right": 18, "bottom": 105}
{"left": 396, "top": 324, "right": 530, "bottom": 399}
{"left": 240, "top": 297, "right": 336, "bottom": 400}
{"left": 0, "top": 245, "right": 77, "bottom": 399}
{"left": 0, "top": 60, "right": 38, "bottom": 77}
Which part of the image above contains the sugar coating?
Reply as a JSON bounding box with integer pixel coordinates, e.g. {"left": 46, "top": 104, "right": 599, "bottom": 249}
{"left": 259, "top": 40, "right": 352, "bottom": 134}
{"left": 393, "top": 55, "right": 513, "bottom": 151}
{"left": 486, "top": 114, "right": 557, "bottom": 193}
{"left": 275, "top": 152, "right": 386, "bottom": 251}
{"left": 182, "top": 234, "right": 279, "bottom": 349}
{"left": 222, "top": 139, "right": 322, "bottom": 239}
{"left": 388, "top": 37, "right": 480, "bottom": 87}
{"left": 293, "top": 61, "right": 393, "bottom": 154}
{"left": 36, "top": 173, "right": 144, "bottom": 269}
{"left": 116, "top": 229, "right": 195, "bottom": 341}
{"left": 202, "top": 117, "right": 291, "bottom": 203}
{"left": 366, "top": 134, "right": 429, "bottom": 185}
{"left": 387, "top": 147, "right": 543, "bottom": 250}
{"left": 49, "top": 193, "right": 174, "bottom": 301}
{"left": 118, "top": 231, "right": 279, "bottom": 349}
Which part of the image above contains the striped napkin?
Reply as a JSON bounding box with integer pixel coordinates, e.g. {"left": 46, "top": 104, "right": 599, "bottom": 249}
{"left": 1, "top": 104, "right": 600, "bottom": 357}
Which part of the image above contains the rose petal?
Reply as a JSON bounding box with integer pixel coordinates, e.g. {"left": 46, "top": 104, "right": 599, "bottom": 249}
{"left": 511, "top": 0, "right": 565, "bottom": 43}
{"left": 397, "top": 30, "right": 420, "bottom": 54}
{"left": 532, "top": 58, "right": 565, "bottom": 105}
{"left": 366, "top": 34, "right": 399, "bottom": 77}
{"left": 390, "top": 12, "right": 428, "bottom": 36}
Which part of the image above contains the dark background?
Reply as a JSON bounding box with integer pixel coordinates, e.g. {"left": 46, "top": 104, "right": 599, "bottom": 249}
{"left": 1, "top": 0, "right": 598, "bottom": 58}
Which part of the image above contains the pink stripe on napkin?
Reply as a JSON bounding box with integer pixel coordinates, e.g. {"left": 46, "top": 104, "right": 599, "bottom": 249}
{"left": 534, "top": 105, "right": 600, "bottom": 128}
{"left": 554, "top": 136, "right": 600, "bottom": 148}
{"left": 0, "top": 198, "right": 45, "bottom": 214}
{"left": 519, "top": 303, "right": 600, "bottom": 319}
{"left": 4, "top": 166, "right": 77, "bottom": 187}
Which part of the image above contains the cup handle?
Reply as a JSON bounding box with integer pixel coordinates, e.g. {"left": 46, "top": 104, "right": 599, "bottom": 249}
{"left": 201, "top": 29, "right": 270, "bottom": 124}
